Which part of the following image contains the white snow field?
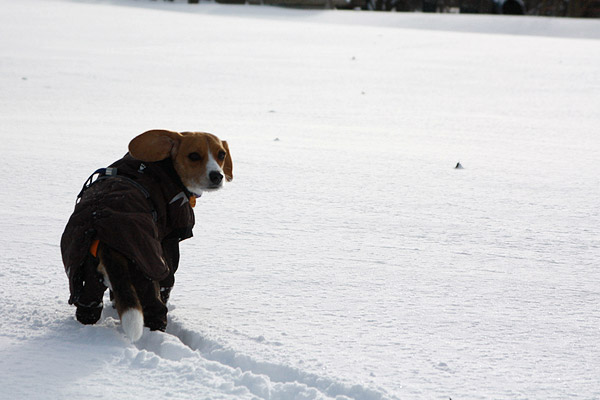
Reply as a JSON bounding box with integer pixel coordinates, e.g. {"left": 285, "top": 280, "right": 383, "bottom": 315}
{"left": 1, "top": 0, "right": 599, "bottom": 398}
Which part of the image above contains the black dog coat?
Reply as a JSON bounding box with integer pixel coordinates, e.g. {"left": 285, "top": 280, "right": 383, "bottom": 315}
{"left": 61, "top": 154, "right": 195, "bottom": 309}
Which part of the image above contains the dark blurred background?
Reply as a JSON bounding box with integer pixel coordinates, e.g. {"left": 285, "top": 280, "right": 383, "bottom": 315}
{"left": 205, "top": 0, "right": 600, "bottom": 17}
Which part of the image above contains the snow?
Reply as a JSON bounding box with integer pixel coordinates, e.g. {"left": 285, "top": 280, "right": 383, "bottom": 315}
{"left": 1, "top": 0, "right": 599, "bottom": 398}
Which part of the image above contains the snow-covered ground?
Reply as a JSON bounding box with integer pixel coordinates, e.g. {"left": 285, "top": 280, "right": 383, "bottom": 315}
{"left": 1, "top": 0, "right": 599, "bottom": 398}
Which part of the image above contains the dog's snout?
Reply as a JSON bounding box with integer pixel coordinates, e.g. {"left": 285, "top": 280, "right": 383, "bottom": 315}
{"left": 209, "top": 171, "right": 224, "bottom": 185}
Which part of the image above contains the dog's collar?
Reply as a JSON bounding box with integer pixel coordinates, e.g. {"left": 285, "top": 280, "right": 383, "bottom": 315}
{"left": 185, "top": 188, "right": 202, "bottom": 208}
{"left": 170, "top": 191, "right": 200, "bottom": 208}
{"left": 188, "top": 190, "right": 203, "bottom": 208}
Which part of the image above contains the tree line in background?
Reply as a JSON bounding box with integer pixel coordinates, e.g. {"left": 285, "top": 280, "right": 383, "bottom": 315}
{"left": 527, "top": 0, "right": 600, "bottom": 16}
{"left": 176, "top": 0, "right": 600, "bottom": 17}
{"left": 417, "top": 0, "right": 600, "bottom": 16}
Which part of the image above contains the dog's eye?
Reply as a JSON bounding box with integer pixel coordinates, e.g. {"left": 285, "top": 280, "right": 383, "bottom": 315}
{"left": 188, "top": 152, "right": 202, "bottom": 161}
{"left": 217, "top": 150, "right": 226, "bottom": 161}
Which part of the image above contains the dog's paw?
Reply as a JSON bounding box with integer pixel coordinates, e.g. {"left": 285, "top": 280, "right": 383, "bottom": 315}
{"left": 75, "top": 304, "right": 103, "bottom": 325}
{"left": 144, "top": 318, "right": 167, "bottom": 332}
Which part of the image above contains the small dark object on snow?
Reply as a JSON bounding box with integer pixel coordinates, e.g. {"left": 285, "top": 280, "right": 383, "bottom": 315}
{"left": 455, "top": 162, "right": 464, "bottom": 169}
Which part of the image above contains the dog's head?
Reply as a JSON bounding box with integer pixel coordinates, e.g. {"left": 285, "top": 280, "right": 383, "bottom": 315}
{"left": 129, "top": 130, "right": 233, "bottom": 195}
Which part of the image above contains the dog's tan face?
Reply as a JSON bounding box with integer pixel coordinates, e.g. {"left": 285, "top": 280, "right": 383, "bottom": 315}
{"left": 128, "top": 130, "right": 233, "bottom": 195}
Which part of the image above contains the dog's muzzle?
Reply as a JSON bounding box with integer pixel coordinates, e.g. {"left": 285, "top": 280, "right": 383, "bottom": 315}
{"left": 209, "top": 171, "right": 224, "bottom": 186}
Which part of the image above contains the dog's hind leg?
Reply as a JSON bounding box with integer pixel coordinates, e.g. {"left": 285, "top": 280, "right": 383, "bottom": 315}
{"left": 74, "top": 255, "right": 106, "bottom": 325}
{"left": 97, "top": 243, "right": 144, "bottom": 342}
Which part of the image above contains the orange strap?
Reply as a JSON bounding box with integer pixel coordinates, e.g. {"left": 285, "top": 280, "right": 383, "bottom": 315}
{"left": 90, "top": 239, "right": 100, "bottom": 258}
{"left": 189, "top": 195, "right": 196, "bottom": 208}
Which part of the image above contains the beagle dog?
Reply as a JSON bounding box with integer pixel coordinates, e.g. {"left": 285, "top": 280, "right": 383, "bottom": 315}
{"left": 61, "top": 130, "right": 232, "bottom": 341}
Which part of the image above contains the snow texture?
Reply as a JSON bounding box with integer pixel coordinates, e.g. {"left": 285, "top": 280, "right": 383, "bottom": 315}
{"left": 0, "top": 0, "right": 599, "bottom": 399}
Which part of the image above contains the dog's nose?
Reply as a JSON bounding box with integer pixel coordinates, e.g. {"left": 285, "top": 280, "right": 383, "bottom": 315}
{"left": 209, "top": 171, "right": 223, "bottom": 185}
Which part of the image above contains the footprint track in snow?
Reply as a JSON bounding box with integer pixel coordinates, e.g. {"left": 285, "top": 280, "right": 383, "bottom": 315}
{"left": 129, "top": 314, "right": 389, "bottom": 400}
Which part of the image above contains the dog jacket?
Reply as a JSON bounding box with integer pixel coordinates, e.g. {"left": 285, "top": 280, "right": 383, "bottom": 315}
{"left": 61, "top": 154, "right": 195, "bottom": 306}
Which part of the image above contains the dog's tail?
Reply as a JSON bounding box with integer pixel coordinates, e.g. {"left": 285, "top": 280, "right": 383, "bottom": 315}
{"left": 97, "top": 244, "right": 144, "bottom": 342}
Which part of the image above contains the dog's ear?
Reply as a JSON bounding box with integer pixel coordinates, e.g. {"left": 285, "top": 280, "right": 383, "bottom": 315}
{"left": 222, "top": 140, "right": 233, "bottom": 182}
{"left": 129, "top": 130, "right": 182, "bottom": 162}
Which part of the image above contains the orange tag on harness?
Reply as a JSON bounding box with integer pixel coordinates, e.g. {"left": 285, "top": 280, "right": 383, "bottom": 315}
{"left": 90, "top": 239, "right": 100, "bottom": 258}
{"left": 189, "top": 195, "right": 196, "bottom": 208}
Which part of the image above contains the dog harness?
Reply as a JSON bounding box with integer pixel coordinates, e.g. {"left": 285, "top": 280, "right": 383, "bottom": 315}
{"left": 77, "top": 167, "right": 158, "bottom": 219}
{"left": 78, "top": 167, "right": 196, "bottom": 258}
